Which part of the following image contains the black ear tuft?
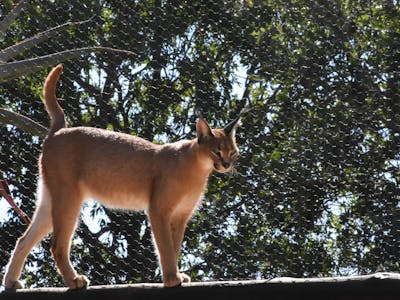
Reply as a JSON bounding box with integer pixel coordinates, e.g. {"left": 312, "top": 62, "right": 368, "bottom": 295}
{"left": 224, "top": 107, "right": 252, "bottom": 137}
{"left": 224, "top": 118, "right": 239, "bottom": 138}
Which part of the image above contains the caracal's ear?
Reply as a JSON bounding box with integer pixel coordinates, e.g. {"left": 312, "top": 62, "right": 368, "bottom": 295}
{"left": 224, "top": 108, "right": 253, "bottom": 138}
{"left": 224, "top": 115, "right": 241, "bottom": 138}
{"left": 197, "top": 117, "right": 214, "bottom": 144}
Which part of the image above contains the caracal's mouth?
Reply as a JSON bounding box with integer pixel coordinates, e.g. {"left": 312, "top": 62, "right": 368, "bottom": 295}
{"left": 213, "top": 163, "right": 234, "bottom": 174}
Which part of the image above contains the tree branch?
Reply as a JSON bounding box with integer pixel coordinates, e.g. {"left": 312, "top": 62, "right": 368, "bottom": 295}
{"left": 0, "top": 18, "right": 94, "bottom": 62}
{"left": 0, "top": 46, "right": 136, "bottom": 83}
{"left": 0, "top": 0, "right": 27, "bottom": 41}
{"left": 0, "top": 107, "right": 48, "bottom": 138}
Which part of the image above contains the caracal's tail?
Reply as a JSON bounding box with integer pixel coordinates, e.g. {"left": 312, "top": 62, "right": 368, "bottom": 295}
{"left": 43, "top": 64, "right": 66, "bottom": 136}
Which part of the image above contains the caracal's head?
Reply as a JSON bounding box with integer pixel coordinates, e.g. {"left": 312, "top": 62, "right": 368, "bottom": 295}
{"left": 196, "top": 112, "right": 244, "bottom": 174}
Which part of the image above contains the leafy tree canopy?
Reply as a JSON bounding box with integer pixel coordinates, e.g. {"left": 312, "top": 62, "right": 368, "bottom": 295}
{"left": 0, "top": 0, "right": 399, "bottom": 287}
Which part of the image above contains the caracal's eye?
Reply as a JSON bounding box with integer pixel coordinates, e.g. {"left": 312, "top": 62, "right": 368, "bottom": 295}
{"left": 212, "top": 150, "right": 222, "bottom": 159}
{"left": 230, "top": 151, "right": 238, "bottom": 160}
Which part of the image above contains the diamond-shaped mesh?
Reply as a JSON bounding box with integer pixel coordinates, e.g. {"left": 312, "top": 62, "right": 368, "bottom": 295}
{"left": 0, "top": 0, "right": 399, "bottom": 288}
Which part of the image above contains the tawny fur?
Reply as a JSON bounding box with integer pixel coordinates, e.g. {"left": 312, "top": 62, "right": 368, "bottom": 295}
{"left": 3, "top": 64, "right": 241, "bottom": 290}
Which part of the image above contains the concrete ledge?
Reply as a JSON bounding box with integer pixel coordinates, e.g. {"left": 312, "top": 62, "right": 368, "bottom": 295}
{"left": 1, "top": 273, "right": 399, "bottom": 300}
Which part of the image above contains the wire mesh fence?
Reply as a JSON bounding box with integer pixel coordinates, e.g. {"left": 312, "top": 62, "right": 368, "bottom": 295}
{"left": 0, "top": 0, "right": 399, "bottom": 288}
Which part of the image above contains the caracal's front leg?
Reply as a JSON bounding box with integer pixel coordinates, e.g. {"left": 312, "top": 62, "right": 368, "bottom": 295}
{"left": 171, "top": 212, "right": 192, "bottom": 283}
{"left": 148, "top": 208, "right": 183, "bottom": 287}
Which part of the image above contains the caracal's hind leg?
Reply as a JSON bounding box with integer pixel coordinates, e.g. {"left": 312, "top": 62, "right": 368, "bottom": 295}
{"left": 50, "top": 187, "right": 88, "bottom": 289}
{"left": 3, "top": 181, "right": 53, "bottom": 290}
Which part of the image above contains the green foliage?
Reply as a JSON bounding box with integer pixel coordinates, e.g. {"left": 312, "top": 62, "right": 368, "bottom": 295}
{"left": 1, "top": 0, "right": 399, "bottom": 287}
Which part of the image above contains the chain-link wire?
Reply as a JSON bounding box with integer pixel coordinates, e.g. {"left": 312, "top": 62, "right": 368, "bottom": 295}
{"left": 0, "top": 0, "right": 399, "bottom": 288}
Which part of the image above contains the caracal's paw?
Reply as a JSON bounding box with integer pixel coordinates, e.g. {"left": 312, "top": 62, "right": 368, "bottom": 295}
{"left": 163, "top": 273, "right": 181, "bottom": 288}
{"left": 180, "top": 272, "right": 191, "bottom": 283}
{"left": 4, "top": 279, "right": 24, "bottom": 291}
{"left": 66, "top": 275, "right": 90, "bottom": 290}
{"left": 163, "top": 272, "right": 191, "bottom": 287}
